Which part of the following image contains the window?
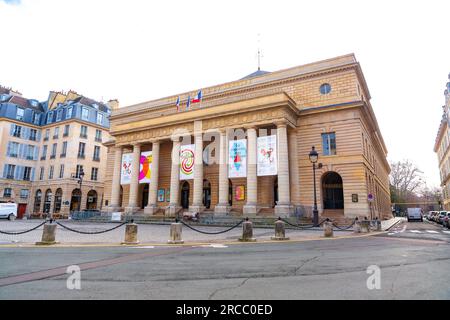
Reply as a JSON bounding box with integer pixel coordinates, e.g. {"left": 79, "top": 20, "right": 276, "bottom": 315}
{"left": 80, "top": 125, "right": 88, "bottom": 138}
{"left": 66, "top": 106, "right": 73, "bottom": 120}
{"left": 93, "top": 146, "right": 100, "bottom": 161}
{"left": 61, "top": 141, "right": 67, "bottom": 157}
{"left": 39, "top": 167, "right": 44, "bottom": 180}
{"left": 33, "top": 113, "right": 40, "bottom": 125}
{"left": 56, "top": 109, "right": 63, "bottom": 121}
{"left": 23, "top": 167, "right": 32, "bottom": 181}
{"left": 3, "top": 188, "right": 12, "bottom": 198}
{"left": 78, "top": 142, "right": 86, "bottom": 158}
{"left": 41, "top": 145, "right": 47, "bottom": 160}
{"left": 53, "top": 127, "right": 59, "bottom": 139}
{"left": 29, "top": 129, "right": 37, "bottom": 141}
{"left": 44, "top": 129, "right": 50, "bottom": 141}
{"left": 47, "top": 111, "right": 53, "bottom": 124}
{"left": 63, "top": 124, "right": 70, "bottom": 136}
{"left": 59, "top": 164, "right": 64, "bottom": 179}
{"left": 4, "top": 164, "right": 15, "bottom": 179}
{"left": 91, "top": 167, "right": 98, "bottom": 181}
{"left": 51, "top": 143, "right": 57, "bottom": 158}
{"left": 12, "top": 124, "right": 22, "bottom": 137}
{"left": 76, "top": 165, "right": 84, "bottom": 178}
{"left": 81, "top": 107, "right": 89, "bottom": 121}
{"left": 319, "top": 83, "right": 332, "bottom": 95}
{"left": 49, "top": 165, "right": 54, "bottom": 179}
{"left": 20, "top": 189, "right": 29, "bottom": 199}
{"left": 16, "top": 108, "right": 25, "bottom": 121}
{"left": 95, "top": 129, "right": 102, "bottom": 142}
{"left": 7, "top": 142, "right": 19, "bottom": 158}
{"left": 322, "top": 132, "right": 336, "bottom": 156}
{"left": 26, "top": 145, "right": 35, "bottom": 160}
{"left": 96, "top": 112, "right": 104, "bottom": 125}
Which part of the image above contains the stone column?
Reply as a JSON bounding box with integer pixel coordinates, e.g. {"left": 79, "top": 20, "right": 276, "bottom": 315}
{"left": 215, "top": 128, "right": 230, "bottom": 215}
{"left": 144, "top": 141, "right": 160, "bottom": 215}
{"left": 275, "top": 121, "right": 293, "bottom": 216}
{"left": 243, "top": 127, "right": 258, "bottom": 215}
{"left": 108, "top": 146, "right": 123, "bottom": 212}
{"left": 166, "top": 137, "right": 181, "bottom": 216}
{"left": 125, "top": 143, "right": 141, "bottom": 214}
{"left": 190, "top": 132, "right": 205, "bottom": 213}
{"left": 288, "top": 128, "right": 300, "bottom": 207}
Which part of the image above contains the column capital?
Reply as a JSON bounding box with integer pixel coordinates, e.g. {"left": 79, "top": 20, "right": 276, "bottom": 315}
{"left": 150, "top": 139, "right": 161, "bottom": 145}
{"left": 274, "top": 120, "right": 288, "bottom": 128}
{"left": 244, "top": 125, "right": 257, "bottom": 131}
{"left": 170, "top": 135, "right": 181, "bottom": 142}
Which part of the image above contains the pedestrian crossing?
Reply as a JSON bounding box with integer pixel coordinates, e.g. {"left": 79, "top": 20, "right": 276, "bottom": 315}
{"left": 389, "top": 228, "right": 450, "bottom": 235}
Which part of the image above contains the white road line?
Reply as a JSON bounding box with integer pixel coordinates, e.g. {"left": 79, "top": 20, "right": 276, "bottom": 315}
{"left": 442, "top": 230, "right": 450, "bottom": 234}
{"left": 130, "top": 246, "right": 155, "bottom": 249}
{"left": 388, "top": 233, "right": 395, "bottom": 235}
{"left": 426, "top": 230, "right": 439, "bottom": 234}
{"left": 409, "top": 230, "right": 422, "bottom": 233}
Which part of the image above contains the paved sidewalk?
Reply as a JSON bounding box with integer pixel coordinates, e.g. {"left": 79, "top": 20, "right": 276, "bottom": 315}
{"left": 381, "top": 217, "right": 405, "bottom": 231}
{"left": 0, "top": 219, "right": 381, "bottom": 247}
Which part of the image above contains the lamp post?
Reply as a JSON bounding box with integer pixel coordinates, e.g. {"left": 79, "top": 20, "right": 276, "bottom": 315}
{"left": 77, "top": 168, "right": 85, "bottom": 212}
{"left": 309, "top": 146, "right": 319, "bottom": 227}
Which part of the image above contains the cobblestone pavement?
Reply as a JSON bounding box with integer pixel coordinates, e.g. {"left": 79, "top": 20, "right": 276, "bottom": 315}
{"left": 0, "top": 219, "right": 360, "bottom": 245}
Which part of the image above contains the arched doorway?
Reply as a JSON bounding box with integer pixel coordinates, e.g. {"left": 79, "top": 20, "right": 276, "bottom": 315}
{"left": 228, "top": 179, "right": 233, "bottom": 206}
{"left": 34, "top": 189, "right": 42, "bottom": 213}
{"left": 322, "top": 172, "right": 344, "bottom": 210}
{"left": 141, "top": 184, "right": 149, "bottom": 209}
{"left": 43, "top": 189, "right": 52, "bottom": 214}
{"left": 53, "top": 188, "right": 62, "bottom": 213}
{"left": 273, "top": 177, "right": 278, "bottom": 208}
{"left": 181, "top": 181, "right": 190, "bottom": 209}
{"left": 70, "top": 189, "right": 82, "bottom": 212}
{"left": 86, "top": 190, "right": 98, "bottom": 210}
{"left": 203, "top": 179, "right": 211, "bottom": 209}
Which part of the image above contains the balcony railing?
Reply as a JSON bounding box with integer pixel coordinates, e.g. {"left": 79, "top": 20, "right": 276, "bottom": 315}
{"left": 50, "top": 155, "right": 56, "bottom": 159}
{"left": 6, "top": 175, "right": 14, "bottom": 179}
{"left": 63, "top": 132, "right": 69, "bottom": 137}
{"left": 77, "top": 154, "right": 85, "bottom": 159}
{"left": 43, "top": 137, "right": 49, "bottom": 141}
{"left": 53, "top": 135, "right": 58, "bottom": 139}
{"left": 60, "top": 153, "right": 66, "bottom": 158}
{"left": 95, "top": 137, "right": 102, "bottom": 142}
{"left": 26, "top": 156, "right": 34, "bottom": 160}
{"left": 80, "top": 133, "right": 87, "bottom": 139}
{"left": 40, "top": 156, "right": 46, "bottom": 160}
{"left": 93, "top": 156, "right": 100, "bottom": 161}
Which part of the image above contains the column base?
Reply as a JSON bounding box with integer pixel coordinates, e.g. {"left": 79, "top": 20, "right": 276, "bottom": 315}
{"left": 189, "top": 205, "right": 205, "bottom": 214}
{"left": 214, "top": 204, "right": 230, "bottom": 216}
{"left": 165, "top": 205, "right": 181, "bottom": 217}
{"left": 144, "top": 205, "right": 160, "bottom": 215}
{"left": 243, "top": 204, "right": 258, "bottom": 215}
{"left": 124, "top": 206, "right": 140, "bottom": 215}
{"left": 274, "top": 203, "right": 294, "bottom": 217}
{"left": 107, "top": 205, "right": 122, "bottom": 213}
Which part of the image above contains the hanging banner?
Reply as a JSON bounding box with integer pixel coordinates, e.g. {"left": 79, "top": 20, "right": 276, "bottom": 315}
{"left": 139, "top": 151, "right": 152, "bottom": 184}
{"left": 228, "top": 139, "right": 247, "bottom": 178}
{"left": 180, "top": 144, "right": 195, "bottom": 180}
{"left": 257, "top": 135, "right": 277, "bottom": 176}
{"left": 120, "top": 153, "right": 133, "bottom": 185}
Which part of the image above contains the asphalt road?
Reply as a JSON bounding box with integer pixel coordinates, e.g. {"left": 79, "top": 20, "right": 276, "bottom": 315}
{"left": 0, "top": 221, "right": 449, "bottom": 300}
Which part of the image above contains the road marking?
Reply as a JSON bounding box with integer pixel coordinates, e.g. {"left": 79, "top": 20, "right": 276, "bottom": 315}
{"left": 426, "top": 230, "right": 439, "bottom": 234}
{"left": 129, "top": 246, "right": 155, "bottom": 249}
{"left": 193, "top": 244, "right": 228, "bottom": 248}
{"left": 409, "top": 230, "right": 422, "bottom": 233}
{"left": 442, "top": 230, "right": 450, "bottom": 234}
{"left": 388, "top": 233, "right": 395, "bottom": 235}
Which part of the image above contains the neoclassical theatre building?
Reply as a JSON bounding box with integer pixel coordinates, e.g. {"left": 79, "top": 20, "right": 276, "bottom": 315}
{"left": 104, "top": 54, "right": 391, "bottom": 220}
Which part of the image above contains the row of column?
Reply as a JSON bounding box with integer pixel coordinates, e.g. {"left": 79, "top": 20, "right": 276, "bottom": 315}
{"left": 109, "top": 122, "right": 292, "bottom": 216}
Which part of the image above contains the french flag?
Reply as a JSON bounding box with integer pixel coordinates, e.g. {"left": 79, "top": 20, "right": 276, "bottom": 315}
{"left": 191, "top": 90, "right": 202, "bottom": 103}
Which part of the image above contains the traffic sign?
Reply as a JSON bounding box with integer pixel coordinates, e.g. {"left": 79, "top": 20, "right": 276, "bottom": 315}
{"left": 368, "top": 193, "right": 374, "bottom": 202}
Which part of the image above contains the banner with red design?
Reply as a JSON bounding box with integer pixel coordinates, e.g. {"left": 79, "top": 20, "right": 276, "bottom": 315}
{"left": 179, "top": 144, "right": 195, "bottom": 180}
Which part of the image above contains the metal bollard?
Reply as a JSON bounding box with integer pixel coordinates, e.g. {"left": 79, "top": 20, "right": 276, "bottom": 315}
{"left": 36, "top": 220, "right": 59, "bottom": 245}
{"left": 239, "top": 218, "right": 256, "bottom": 242}
{"left": 168, "top": 220, "right": 184, "bottom": 244}
{"left": 271, "top": 218, "right": 289, "bottom": 240}
{"left": 353, "top": 218, "right": 361, "bottom": 233}
{"left": 121, "top": 220, "right": 139, "bottom": 245}
{"left": 374, "top": 218, "right": 382, "bottom": 231}
{"left": 323, "top": 219, "right": 334, "bottom": 237}
{"left": 360, "top": 219, "right": 370, "bottom": 233}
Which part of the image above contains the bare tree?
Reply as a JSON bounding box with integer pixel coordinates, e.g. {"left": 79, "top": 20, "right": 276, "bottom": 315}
{"left": 390, "top": 160, "right": 425, "bottom": 201}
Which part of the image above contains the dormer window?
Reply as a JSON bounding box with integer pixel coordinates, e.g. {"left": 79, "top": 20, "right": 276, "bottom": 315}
{"left": 47, "top": 111, "right": 53, "bottom": 124}
{"left": 16, "top": 108, "right": 25, "bottom": 121}
{"left": 30, "top": 100, "right": 39, "bottom": 107}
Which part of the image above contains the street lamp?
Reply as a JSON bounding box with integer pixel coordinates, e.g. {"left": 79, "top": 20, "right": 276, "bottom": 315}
{"left": 309, "top": 146, "right": 319, "bottom": 227}
{"left": 77, "top": 168, "right": 85, "bottom": 212}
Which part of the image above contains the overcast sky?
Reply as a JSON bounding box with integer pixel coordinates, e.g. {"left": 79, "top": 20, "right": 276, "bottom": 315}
{"left": 1, "top": 0, "right": 449, "bottom": 188}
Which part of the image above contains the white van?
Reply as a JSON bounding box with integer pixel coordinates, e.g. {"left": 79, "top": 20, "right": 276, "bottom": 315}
{"left": 0, "top": 203, "right": 17, "bottom": 220}
{"left": 407, "top": 207, "right": 423, "bottom": 222}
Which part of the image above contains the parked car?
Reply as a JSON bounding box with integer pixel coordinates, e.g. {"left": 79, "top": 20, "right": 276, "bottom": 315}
{"left": 426, "top": 211, "right": 437, "bottom": 220}
{"left": 437, "top": 211, "right": 447, "bottom": 224}
{"left": 431, "top": 211, "right": 441, "bottom": 222}
{"left": 407, "top": 208, "right": 423, "bottom": 222}
{"left": 442, "top": 213, "right": 450, "bottom": 229}
{"left": 0, "top": 202, "right": 17, "bottom": 220}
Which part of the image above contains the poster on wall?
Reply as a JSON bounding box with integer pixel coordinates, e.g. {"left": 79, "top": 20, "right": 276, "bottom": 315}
{"left": 157, "top": 189, "right": 165, "bottom": 202}
{"left": 139, "top": 151, "right": 153, "bottom": 184}
{"left": 257, "top": 135, "right": 277, "bottom": 176}
{"left": 180, "top": 144, "right": 195, "bottom": 180}
{"left": 228, "top": 139, "right": 247, "bottom": 178}
{"left": 235, "top": 186, "right": 245, "bottom": 201}
{"left": 120, "top": 153, "right": 133, "bottom": 185}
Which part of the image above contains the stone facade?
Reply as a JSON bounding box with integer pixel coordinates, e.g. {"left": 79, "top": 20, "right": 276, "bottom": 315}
{"left": 104, "top": 54, "right": 391, "bottom": 220}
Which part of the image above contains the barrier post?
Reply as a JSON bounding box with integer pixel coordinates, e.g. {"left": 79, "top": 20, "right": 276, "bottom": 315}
{"left": 168, "top": 219, "right": 184, "bottom": 244}
{"left": 353, "top": 217, "right": 361, "bottom": 233}
{"left": 271, "top": 218, "right": 289, "bottom": 240}
{"left": 36, "top": 220, "right": 59, "bottom": 245}
{"left": 323, "top": 218, "right": 334, "bottom": 237}
{"left": 239, "top": 218, "right": 256, "bottom": 242}
{"left": 121, "top": 220, "right": 139, "bottom": 245}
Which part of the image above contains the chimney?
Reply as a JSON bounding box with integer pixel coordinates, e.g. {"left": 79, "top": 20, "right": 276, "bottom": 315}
{"left": 107, "top": 99, "right": 119, "bottom": 110}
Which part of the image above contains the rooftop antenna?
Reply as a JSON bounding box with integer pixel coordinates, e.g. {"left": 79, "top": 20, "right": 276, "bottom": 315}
{"left": 257, "top": 33, "right": 263, "bottom": 71}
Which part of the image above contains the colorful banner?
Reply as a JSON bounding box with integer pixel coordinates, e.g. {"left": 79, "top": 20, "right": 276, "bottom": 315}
{"left": 228, "top": 139, "right": 247, "bottom": 178}
{"left": 180, "top": 144, "right": 195, "bottom": 180}
{"left": 139, "top": 151, "right": 152, "bottom": 184}
{"left": 120, "top": 153, "right": 133, "bottom": 185}
{"left": 257, "top": 135, "right": 277, "bottom": 176}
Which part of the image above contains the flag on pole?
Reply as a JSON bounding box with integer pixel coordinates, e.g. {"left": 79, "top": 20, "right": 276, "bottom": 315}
{"left": 186, "top": 95, "right": 191, "bottom": 109}
{"left": 176, "top": 96, "right": 180, "bottom": 111}
{"left": 191, "top": 90, "right": 202, "bottom": 103}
